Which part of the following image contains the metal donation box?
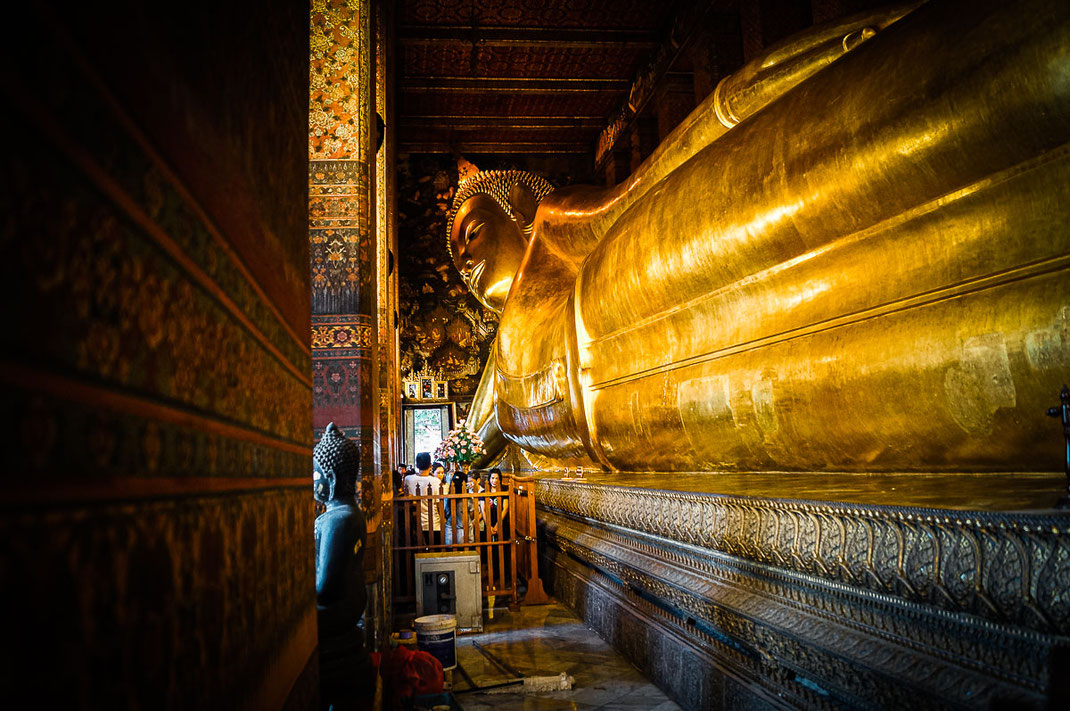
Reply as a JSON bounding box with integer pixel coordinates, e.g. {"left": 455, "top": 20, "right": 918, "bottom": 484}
{"left": 414, "top": 551, "right": 482, "bottom": 631}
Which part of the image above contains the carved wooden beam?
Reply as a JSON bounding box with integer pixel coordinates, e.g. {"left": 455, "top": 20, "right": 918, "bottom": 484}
{"left": 399, "top": 116, "right": 606, "bottom": 129}
{"left": 398, "top": 25, "right": 659, "bottom": 49}
{"left": 396, "top": 140, "right": 592, "bottom": 154}
{"left": 400, "top": 76, "right": 630, "bottom": 93}
{"left": 594, "top": 5, "right": 738, "bottom": 169}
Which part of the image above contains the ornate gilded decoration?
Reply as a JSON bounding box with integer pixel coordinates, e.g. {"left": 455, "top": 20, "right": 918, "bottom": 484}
{"left": 375, "top": 0, "right": 399, "bottom": 536}
{"left": 310, "top": 0, "right": 369, "bottom": 160}
{"left": 310, "top": 160, "right": 373, "bottom": 313}
{"left": 402, "top": 369, "right": 448, "bottom": 401}
{"left": 397, "top": 156, "right": 502, "bottom": 400}
{"left": 312, "top": 313, "right": 374, "bottom": 450}
{"left": 312, "top": 321, "right": 374, "bottom": 349}
{"left": 537, "top": 479, "right": 1070, "bottom": 708}
{"left": 309, "top": 0, "right": 379, "bottom": 540}
{"left": 536, "top": 479, "right": 1070, "bottom": 634}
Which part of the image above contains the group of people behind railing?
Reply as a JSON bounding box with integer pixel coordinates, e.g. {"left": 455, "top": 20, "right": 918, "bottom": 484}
{"left": 391, "top": 452, "right": 548, "bottom": 606}
{"left": 394, "top": 451, "right": 509, "bottom": 548}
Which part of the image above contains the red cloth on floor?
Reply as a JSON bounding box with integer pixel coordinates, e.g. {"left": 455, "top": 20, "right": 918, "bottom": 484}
{"left": 381, "top": 645, "right": 443, "bottom": 705}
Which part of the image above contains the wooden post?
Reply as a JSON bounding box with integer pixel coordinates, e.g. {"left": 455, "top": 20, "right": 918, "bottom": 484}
{"left": 507, "top": 476, "right": 519, "bottom": 608}
{"left": 513, "top": 475, "right": 550, "bottom": 605}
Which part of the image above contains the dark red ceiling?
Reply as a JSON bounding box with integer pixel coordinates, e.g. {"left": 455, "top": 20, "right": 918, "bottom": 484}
{"left": 401, "top": 0, "right": 676, "bottom": 30}
{"left": 396, "top": 0, "right": 684, "bottom": 155}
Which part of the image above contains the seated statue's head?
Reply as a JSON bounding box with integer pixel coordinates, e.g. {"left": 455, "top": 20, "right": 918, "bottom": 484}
{"left": 312, "top": 422, "right": 361, "bottom": 504}
{"left": 447, "top": 170, "right": 554, "bottom": 314}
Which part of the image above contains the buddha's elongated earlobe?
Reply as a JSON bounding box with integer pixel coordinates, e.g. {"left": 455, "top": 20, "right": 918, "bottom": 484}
{"left": 508, "top": 181, "right": 540, "bottom": 233}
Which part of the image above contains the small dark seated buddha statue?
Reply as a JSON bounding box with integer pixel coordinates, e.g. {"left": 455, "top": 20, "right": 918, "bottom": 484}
{"left": 313, "top": 422, "right": 372, "bottom": 709}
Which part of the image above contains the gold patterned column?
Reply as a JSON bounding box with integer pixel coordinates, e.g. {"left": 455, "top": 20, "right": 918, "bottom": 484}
{"left": 373, "top": 0, "right": 398, "bottom": 650}
{"left": 309, "top": 0, "right": 383, "bottom": 597}
{"left": 375, "top": 0, "right": 398, "bottom": 496}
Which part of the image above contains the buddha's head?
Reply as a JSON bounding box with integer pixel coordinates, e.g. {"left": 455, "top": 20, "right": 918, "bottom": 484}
{"left": 312, "top": 422, "right": 360, "bottom": 504}
{"left": 447, "top": 170, "right": 554, "bottom": 314}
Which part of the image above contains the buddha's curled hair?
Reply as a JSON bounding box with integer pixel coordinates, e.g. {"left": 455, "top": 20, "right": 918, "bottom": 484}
{"left": 446, "top": 170, "right": 555, "bottom": 260}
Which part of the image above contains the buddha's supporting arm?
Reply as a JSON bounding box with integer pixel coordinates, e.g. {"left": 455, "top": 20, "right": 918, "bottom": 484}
{"left": 466, "top": 342, "right": 506, "bottom": 468}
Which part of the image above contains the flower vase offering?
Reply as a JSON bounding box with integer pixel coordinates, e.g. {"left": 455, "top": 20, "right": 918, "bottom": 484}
{"left": 434, "top": 420, "right": 487, "bottom": 469}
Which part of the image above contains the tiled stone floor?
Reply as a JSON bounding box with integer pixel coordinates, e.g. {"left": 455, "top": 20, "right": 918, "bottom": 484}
{"left": 450, "top": 602, "right": 681, "bottom": 711}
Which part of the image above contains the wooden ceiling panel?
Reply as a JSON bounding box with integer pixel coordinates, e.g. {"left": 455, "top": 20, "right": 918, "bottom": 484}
{"left": 401, "top": 43, "right": 649, "bottom": 80}
{"left": 400, "top": 126, "right": 596, "bottom": 144}
{"left": 402, "top": 0, "right": 677, "bottom": 30}
{"left": 398, "top": 91, "right": 621, "bottom": 121}
{"left": 396, "top": 0, "right": 686, "bottom": 156}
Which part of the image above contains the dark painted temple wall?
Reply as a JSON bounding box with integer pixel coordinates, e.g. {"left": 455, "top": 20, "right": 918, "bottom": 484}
{"left": 0, "top": 2, "right": 314, "bottom": 708}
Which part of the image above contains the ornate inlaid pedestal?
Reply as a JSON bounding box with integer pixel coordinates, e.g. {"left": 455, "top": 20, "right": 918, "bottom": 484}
{"left": 535, "top": 475, "right": 1070, "bottom": 709}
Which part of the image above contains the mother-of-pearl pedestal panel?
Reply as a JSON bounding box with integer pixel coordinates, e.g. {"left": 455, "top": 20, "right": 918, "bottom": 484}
{"left": 535, "top": 474, "right": 1069, "bottom": 709}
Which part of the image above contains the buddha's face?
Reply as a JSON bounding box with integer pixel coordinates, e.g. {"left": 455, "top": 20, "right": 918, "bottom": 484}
{"left": 449, "top": 194, "right": 527, "bottom": 314}
{"left": 313, "top": 460, "right": 331, "bottom": 504}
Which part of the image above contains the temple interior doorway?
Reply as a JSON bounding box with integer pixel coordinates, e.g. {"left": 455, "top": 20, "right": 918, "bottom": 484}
{"left": 402, "top": 403, "right": 456, "bottom": 464}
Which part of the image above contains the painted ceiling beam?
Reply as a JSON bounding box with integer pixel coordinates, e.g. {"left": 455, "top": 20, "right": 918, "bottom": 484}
{"left": 399, "top": 116, "right": 606, "bottom": 129}
{"left": 398, "top": 25, "right": 659, "bottom": 49}
{"left": 397, "top": 141, "right": 592, "bottom": 154}
{"left": 594, "top": 3, "right": 732, "bottom": 168}
{"left": 402, "top": 76, "right": 624, "bottom": 93}
{"left": 400, "top": 76, "right": 630, "bottom": 92}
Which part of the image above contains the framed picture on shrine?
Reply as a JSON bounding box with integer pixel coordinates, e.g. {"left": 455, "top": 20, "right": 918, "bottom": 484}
{"left": 403, "top": 371, "right": 449, "bottom": 401}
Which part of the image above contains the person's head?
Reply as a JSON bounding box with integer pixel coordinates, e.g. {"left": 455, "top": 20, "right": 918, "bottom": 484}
{"left": 447, "top": 170, "right": 554, "bottom": 314}
{"left": 489, "top": 468, "right": 501, "bottom": 490}
{"left": 415, "top": 451, "right": 431, "bottom": 472}
{"left": 397, "top": 463, "right": 407, "bottom": 474}
{"left": 432, "top": 462, "right": 446, "bottom": 481}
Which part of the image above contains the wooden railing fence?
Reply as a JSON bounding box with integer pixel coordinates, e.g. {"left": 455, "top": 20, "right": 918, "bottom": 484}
{"left": 393, "top": 476, "right": 517, "bottom": 605}
{"left": 392, "top": 474, "right": 547, "bottom": 607}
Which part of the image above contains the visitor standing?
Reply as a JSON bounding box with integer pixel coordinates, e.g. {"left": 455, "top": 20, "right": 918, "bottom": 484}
{"left": 405, "top": 452, "right": 443, "bottom": 545}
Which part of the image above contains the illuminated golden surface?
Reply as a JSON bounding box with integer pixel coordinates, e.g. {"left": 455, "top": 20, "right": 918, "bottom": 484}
{"left": 537, "top": 471, "right": 1067, "bottom": 511}
{"left": 453, "top": 0, "right": 1070, "bottom": 474}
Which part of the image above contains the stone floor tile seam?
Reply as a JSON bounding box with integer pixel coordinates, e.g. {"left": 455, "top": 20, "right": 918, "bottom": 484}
{"left": 450, "top": 602, "right": 681, "bottom": 711}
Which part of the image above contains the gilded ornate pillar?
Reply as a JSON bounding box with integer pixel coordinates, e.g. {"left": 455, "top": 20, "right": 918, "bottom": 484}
{"left": 373, "top": 0, "right": 398, "bottom": 643}
{"left": 309, "top": 0, "right": 383, "bottom": 629}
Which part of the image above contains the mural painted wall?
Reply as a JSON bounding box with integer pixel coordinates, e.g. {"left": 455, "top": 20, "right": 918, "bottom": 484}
{"left": 0, "top": 2, "right": 314, "bottom": 708}
{"left": 396, "top": 153, "right": 591, "bottom": 409}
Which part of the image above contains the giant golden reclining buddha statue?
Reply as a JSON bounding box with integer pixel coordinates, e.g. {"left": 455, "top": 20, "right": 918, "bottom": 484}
{"left": 449, "top": 0, "right": 1070, "bottom": 474}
